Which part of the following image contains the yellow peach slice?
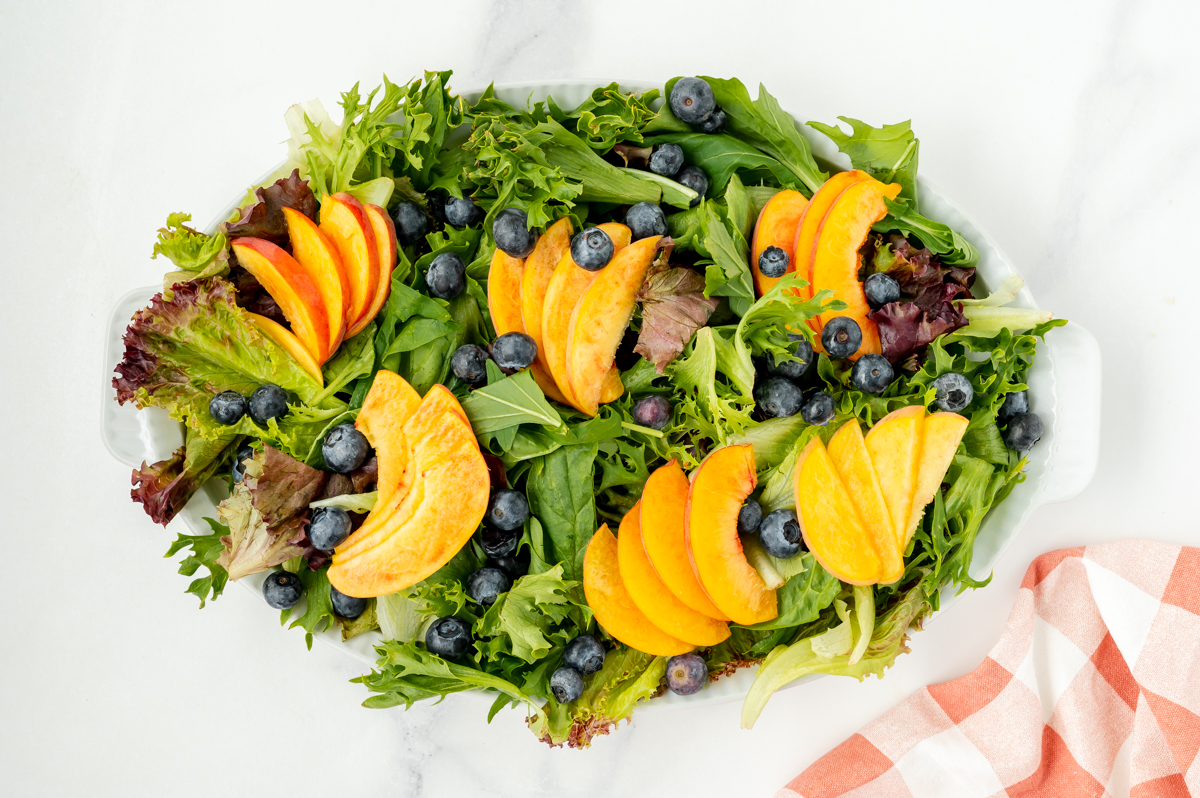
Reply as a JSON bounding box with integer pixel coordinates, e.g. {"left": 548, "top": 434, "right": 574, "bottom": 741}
{"left": 320, "top": 193, "right": 379, "bottom": 333}
{"left": 864, "top": 406, "right": 926, "bottom": 550}
{"left": 247, "top": 313, "right": 324, "bottom": 386}
{"left": 794, "top": 436, "right": 882, "bottom": 585}
{"left": 904, "top": 412, "right": 969, "bottom": 545}
{"left": 520, "top": 218, "right": 574, "bottom": 405}
{"left": 282, "top": 207, "right": 347, "bottom": 358}
{"left": 231, "top": 238, "right": 330, "bottom": 363}
{"left": 827, "top": 420, "right": 902, "bottom": 583}
{"left": 354, "top": 370, "right": 421, "bottom": 507}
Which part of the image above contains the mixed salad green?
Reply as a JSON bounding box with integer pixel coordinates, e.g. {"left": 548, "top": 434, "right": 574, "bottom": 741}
{"left": 114, "top": 70, "right": 1061, "bottom": 746}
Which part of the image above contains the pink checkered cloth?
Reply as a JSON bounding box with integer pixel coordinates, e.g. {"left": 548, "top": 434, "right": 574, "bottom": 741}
{"left": 778, "top": 540, "right": 1200, "bottom": 798}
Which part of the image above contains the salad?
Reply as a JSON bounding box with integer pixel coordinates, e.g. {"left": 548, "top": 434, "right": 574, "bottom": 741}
{"left": 113, "top": 71, "right": 1062, "bottom": 747}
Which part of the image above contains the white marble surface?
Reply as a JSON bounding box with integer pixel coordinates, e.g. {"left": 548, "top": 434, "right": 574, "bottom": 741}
{"left": 3, "top": 1, "right": 1199, "bottom": 795}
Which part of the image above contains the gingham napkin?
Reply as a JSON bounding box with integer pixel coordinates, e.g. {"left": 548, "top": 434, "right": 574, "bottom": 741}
{"left": 778, "top": 540, "right": 1200, "bottom": 798}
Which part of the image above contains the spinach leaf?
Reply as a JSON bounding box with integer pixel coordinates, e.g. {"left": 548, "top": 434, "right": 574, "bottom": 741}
{"left": 645, "top": 132, "right": 800, "bottom": 196}
{"left": 525, "top": 443, "right": 599, "bottom": 582}
{"left": 696, "top": 202, "right": 755, "bottom": 316}
{"left": 461, "top": 368, "right": 563, "bottom": 435}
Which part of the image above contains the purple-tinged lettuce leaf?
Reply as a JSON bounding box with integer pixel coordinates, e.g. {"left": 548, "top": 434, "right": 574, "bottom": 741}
{"left": 131, "top": 430, "right": 238, "bottom": 526}
{"left": 634, "top": 239, "right": 718, "bottom": 373}
{"left": 869, "top": 300, "right": 967, "bottom": 364}
{"left": 221, "top": 169, "right": 316, "bottom": 247}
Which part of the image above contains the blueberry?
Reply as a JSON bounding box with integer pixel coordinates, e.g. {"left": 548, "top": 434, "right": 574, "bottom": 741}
{"left": 698, "top": 107, "right": 726, "bottom": 134}
{"left": 451, "top": 344, "right": 489, "bottom": 385}
{"left": 444, "top": 196, "right": 483, "bottom": 228}
{"left": 231, "top": 444, "right": 255, "bottom": 484}
{"left": 322, "top": 423, "right": 370, "bottom": 473}
{"left": 754, "top": 376, "right": 804, "bottom": 418}
{"left": 491, "top": 332, "right": 537, "bottom": 370}
{"left": 427, "top": 190, "right": 449, "bottom": 225}
{"left": 788, "top": 337, "right": 815, "bottom": 377}
{"left": 487, "top": 489, "right": 529, "bottom": 531}
{"left": 492, "top": 208, "right": 537, "bottom": 258}
{"left": 737, "top": 498, "right": 763, "bottom": 535}
{"left": 1004, "top": 412, "right": 1044, "bottom": 451}
{"left": 392, "top": 201, "right": 428, "bottom": 245}
{"left": 330, "top": 585, "right": 367, "bottom": 619}
{"left": 262, "top": 570, "right": 303, "bottom": 610}
{"left": 466, "top": 567, "right": 511, "bottom": 606}
{"left": 624, "top": 202, "right": 667, "bottom": 241}
{"left": 801, "top": 391, "right": 836, "bottom": 426}
{"left": 760, "top": 509, "right": 803, "bottom": 558}
{"left": 487, "top": 549, "right": 530, "bottom": 581}
{"left": 666, "top": 653, "right": 708, "bottom": 696}
{"left": 649, "top": 143, "right": 684, "bottom": 177}
{"left": 550, "top": 666, "right": 584, "bottom": 703}
{"left": 308, "top": 507, "right": 352, "bottom": 551}
{"left": 426, "top": 252, "right": 466, "bottom": 299}
{"left": 933, "top": 372, "right": 974, "bottom": 413}
{"left": 563, "top": 634, "right": 606, "bottom": 675}
{"left": 758, "top": 246, "right": 788, "bottom": 279}
{"left": 675, "top": 165, "right": 708, "bottom": 206}
{"left": 998, "top": 390, "right": 1029, "bottom": 424}
{"left": 209, "top": 391, "right": 248, "bottom": 425}
{"left": 632, "top": 395, "right": 672, "bottom": 430}
{"left": 248, "top": 385, "right": 289, "bottom": 425}
{"left": 426, "top": 616, "right": 472, "bottom": 658}
{"left": 669, "top": 77, "right": 716, "bottom": 124}
{"left": 481, "top": 526, "right": 520, "bottom": 558}
{"left": 821, "top": 317, "right": 862, "bottom": 359}
{"left": 766, "top": 349, "right": 810, "bottom": 381}
{"left": 850, "top": 354, "right": 894, "bottom": 394}
{"left": 570, "top": 228, "right": 615, "bottom": 271}
{"left": 864, "top": 272, "right": 901, "bottom": 310}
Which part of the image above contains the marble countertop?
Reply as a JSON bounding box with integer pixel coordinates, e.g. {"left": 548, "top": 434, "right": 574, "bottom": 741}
{"left": 3, "top": 1, "right": 1197, "bottom": 795}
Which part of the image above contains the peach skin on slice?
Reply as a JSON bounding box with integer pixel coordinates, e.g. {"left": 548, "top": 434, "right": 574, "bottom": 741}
{"left": 354, "top": 370, "right": 421, "bottom": 507}
{"left": 320, "top": 192, "right": 378, "bottom": 333}
{"left": 809, "top": 177, "right": 901, "bottom": 359}
{"left": 584, "top": 524, "right": 693, "bottom": 656}
{"left": 685, "top": 445, "right": 777, "bottom": 625}
{"left": 353, "top": 203, "right": 397, "bottom": 337}
{"left": 864, "top": 406, "right": 926, "bottom": 552}
{"left": 904, "top": 412, "right": 968, "bottom": 546}
{"left": 751, "top": 189, "right": 808, "bottom": 297}
{"left": 793, "top": 170, "right": 870, "bottom": 302}
{"left": 793, "top": 436, "right": 882, "bottom": 585}
{"left": 541, "top": 222, "right": 631, "bottom": 409}
{"left": 618, "top": 501, "right": 730, "bottom": 646}
{"left": 641, "top": 461, "right": 730, "bottom": 621}
{"left": 827, "top": 420, "right": 903, "bottom": 584}
{"left": 567, "top": 234, "right": 662, "bottom": 416}
{"left": 328, "top": 400, "right": 489, "bottom": 597}
{"left": 282, "top": 207, "right": 347, "bottom": 360}
{"left": 247, "top": 313, "right": 324, "bottom": 386}
{"left": 231, "top": 238, "right": 329, "bottom": 362}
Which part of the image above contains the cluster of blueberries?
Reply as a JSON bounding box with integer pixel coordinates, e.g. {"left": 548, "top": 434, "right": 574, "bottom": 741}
{"left": 209, "top": 384, "right": 290, "bottom": 427}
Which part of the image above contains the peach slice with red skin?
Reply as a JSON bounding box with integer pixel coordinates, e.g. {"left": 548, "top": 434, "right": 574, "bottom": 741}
{"left": 247, "top": 313, "right": 324, "bottom": 386}
{"left": 319, "top": 193, "right": 378, "bottom": 334}
{"left": 282, "top": 207, "right": 347, "bottom": 359}
{"left": 541, "top": 222, "right": 630, "bottom": 410}
{"left": 794, "top": 436, "right": 883, "bottom": 585}
{"left": 231, "top": 238, "right": 330, "bottom": 363}
{"left": 904, "top": 412, "right": 969, "bottom": 545}
{"left": 793, "top": 171, "right": 870, "bottom": 303}
{"left": 584, "top": 524, "right": 693, "bottom": 656}
{"left": 567, "top": 235, "right": 662, "bottom": 416}
{"left": 354, "top": 203, "right": 397, "bottom": 337}
{"left": 685, "top": 445, "right": 777, "bottom": 625}
{"left": 640, "top": 461, "right": 730, "bottom": 621}
{"left": 827, "top": 421, "right": 903, "bottom": 583}
{"left": 519, "top": 218, "right": 574, "bottom": 405}
{"left": 750, "top": 189, "right": 809, "bottom": 297}
{"left": 354, "top": 370, "right": 421, "bottom": 507}
{"left": 618, "top": 501, "right": 730, "bottom": 646}
{"left": 864, "top": 405, "right": 926, "bottom": 551}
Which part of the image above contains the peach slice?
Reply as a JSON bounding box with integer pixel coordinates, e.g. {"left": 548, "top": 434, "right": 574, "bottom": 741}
{"left": 328, "top": 386, "right": 489, "bottom": 597}
{"left": 750, "top": 189, "right": 809, "bottom": 297}
{"left": 319, "top": 192, "right": 378, "bottom": 333}
{"left": 488, "top": 248, "right": 526, "bottom": 338}
{"left": 354, "top": 370, "right": 421, "bottom": 507}
{"left": 641, "top": 461, "right": 730, "bottom": 621}
{"left": 793, "top": 170, "right": 870, "bottom": 302}
{"left": 685, "top": 445, "right": 777, "bottom": 625}
{"left": 618, "top": 501, "right": 730, "bottom": 646}
{"left": 809, "top": 177, "right": 901, "bottom": 359}
{"left": 519, "top": 218, "right": 574, "bottom": 405}
{"left": 353, "top": 203, "right": 397, "bottom": 337}
{"left": 567, "top": 235, "right": 662, "bottom": 416}
{"left": 864, "top": 406, "right": 926, "bottom": 551}
{"left": 282, "top": 207, "right": 347, "bottom": 359}
{"left": 247, "top": 313, "right": 324, "bottom": 386}
{"left": 794, "top": 436, "right": 882, "bottom": 585}
{"left": 827, "top": 420, "right": 902, "bottom": 584}
{"left": 904, "top": 412, "right": 969, "bottom": 545}
{"left": 541, "top": 222, "right": 631, "bottom": 410}
{"left": 231, "top": 238, "right": 329, "bottom": 362}
{"left": 584, "top": 524, "right": 694, "bottom": 656}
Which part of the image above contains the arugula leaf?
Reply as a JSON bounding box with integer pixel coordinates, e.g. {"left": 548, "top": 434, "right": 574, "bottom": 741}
{"left": 696, "top": 202, "right": 755, "bottom": 316}
{"left": 462, "top": 368, "right": 563, "bottom": 434}
{"left": 164, "top": 517, "right": 230, "bottom": 608}
{"left": 355, "top": 640, "right": 537, "bottom": 710}
{"left": 525, "top": 443, "right": 599, "bottom": 582}
{"left": 392, "top": 70, "right": 466, "bottom": 190}
{"left": 284, "top": 563, "right": 336, "bottom": 650}
{"left": 808, "top": 118, "right": 919, "bottom": 202}
{"left": 476, "top": 565, "right": 578, "bottom": 663}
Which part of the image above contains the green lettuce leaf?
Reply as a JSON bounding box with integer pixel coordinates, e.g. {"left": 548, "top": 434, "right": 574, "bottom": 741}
{"left": 355, "top": 640, "right": 537, "bottom": 710}
{"left": 547, "top": 83, "right": 661, "bottom": 151}
{"left": 874, "top": 197, "right": 979, "bottom": 268}
{"left": 310, "top": 491, "right": 377, "bottom": 513}
{"left": 476, "top": 565, "right": 578, "bottom": 663}
{"left": 152, "top": 212, "right": 229, "bottom": 290}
